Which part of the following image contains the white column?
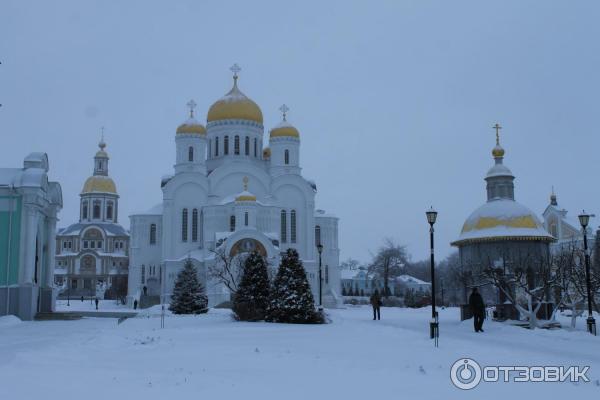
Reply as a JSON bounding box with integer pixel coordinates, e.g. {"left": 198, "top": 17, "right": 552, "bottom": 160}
{"left": 21, "top": 205, "right": 38, "bottom": 285}
{"left": 45, "top": 215, "right": 58, "bottom": 287}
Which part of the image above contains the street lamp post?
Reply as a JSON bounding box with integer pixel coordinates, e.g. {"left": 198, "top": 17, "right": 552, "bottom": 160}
{"left": 578, "top": 211, "right": 597, "bottom": 336}
{"left": 426, "top": 207, "right": 438, "bottom": 344}
{"left": 317, "top": 243, "right": 324, "bottom": 310}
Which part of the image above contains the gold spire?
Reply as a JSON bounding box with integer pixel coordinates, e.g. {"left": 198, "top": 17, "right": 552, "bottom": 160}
{"left": 492, "top": 123, "right": 505, "bottom": 158}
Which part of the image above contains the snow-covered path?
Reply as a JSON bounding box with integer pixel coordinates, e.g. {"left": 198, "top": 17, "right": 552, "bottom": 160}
{"left": 1, "top": 307, "right": 598, "bottom": 399}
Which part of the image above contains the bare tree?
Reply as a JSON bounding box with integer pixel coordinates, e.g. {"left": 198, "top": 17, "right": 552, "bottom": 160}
{"left": 208, "top": 246, "right": 247, "bottom": 294}
{"left": 476, "top": 252, "right": 557, "bottom": 330}
{"left": 368, "top": 238, "right": 408, "bottom": 298}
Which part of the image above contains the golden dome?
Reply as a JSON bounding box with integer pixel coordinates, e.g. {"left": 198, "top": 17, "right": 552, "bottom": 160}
{"left": 263, "top": 147, "right": 271, "bottom": 159}
{"left": 207, "top": 77, "right": 263, "bottom": 124}
{"left": 492, "top": 145, "right": 505, "bottom": 158}
{"left": 270, "top": 120, "right": 300, "bottom": 138}
{"left": 235, "top": 191, "right": 257, "bottom": 202}
{"left": 81, "top": 176, "right": 117, "bottom": 194}
{"left": 176, "top": 118, "right": 206, "bottom": 135}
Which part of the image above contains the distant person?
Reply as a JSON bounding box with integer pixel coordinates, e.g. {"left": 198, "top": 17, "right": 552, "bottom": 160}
{"left": 143, "top": 286, "right": 148, "bottom": 296}
{"left": 133, "top": 299, "right": 138, "bottom": 310}
{"left": 80, "top": 296, "right": 84, "bottom": 302}
{"left": 370, "top": 290, "right": 382, "bottom": 320}
{"left": 94, "top": 298, "right": 99, "bottom": 310}
{"left": 469, "top": 288, "right": 485, "bottom": 332}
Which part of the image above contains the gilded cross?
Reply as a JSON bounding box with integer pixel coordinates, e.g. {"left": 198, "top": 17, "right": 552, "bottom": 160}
{"left": 230, "top": 63, "right": 241, "bottom": 81}
{"left": 279, "top": 104, "right": 289, "bottom": 121}
{"left": 187, "top": 99, "right": 197, "bottom": 118}
{"left": 243, "top": 176, "right": 249, "bottom": 191}
{"left": 493, "top": 123, "right": 502, "bottom": 145}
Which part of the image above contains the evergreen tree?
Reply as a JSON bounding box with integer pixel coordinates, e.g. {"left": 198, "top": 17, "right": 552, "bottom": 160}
{"left": 232, "top": 251, "right": 270, "bottom": 321}
{"left": 267, "top": 249, "right": 323, "bottom": 324}
{"left": 169, "top": 259, "right": 208, "bottom": 314}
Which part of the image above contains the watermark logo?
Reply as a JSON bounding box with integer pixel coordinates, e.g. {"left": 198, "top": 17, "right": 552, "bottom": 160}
{"left": 450, "top": 358, "right": 482, "bottom": 390}
{"left": 450, "top": 358, "right": 590, "bottom": 390}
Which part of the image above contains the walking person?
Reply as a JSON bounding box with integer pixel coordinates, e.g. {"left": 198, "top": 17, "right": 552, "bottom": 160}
{"left": 94, "top": 297, "right": 99, "bottom": 310}
{"left": 469, "top": 287, "right": 485, "bottom": 332}
{"left": 370, "top": 289, "right": 382, "bottom": 320}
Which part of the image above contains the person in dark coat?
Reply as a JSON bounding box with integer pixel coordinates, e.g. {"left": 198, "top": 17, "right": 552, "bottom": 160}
{"left": 370, "top": 290, "right": 382, "bottom": 320}
{"left": 468, "top": 287, "right": 485, "bottom": 332}
{"left": 94, "top": 297, "right": 99, "bottom": 310}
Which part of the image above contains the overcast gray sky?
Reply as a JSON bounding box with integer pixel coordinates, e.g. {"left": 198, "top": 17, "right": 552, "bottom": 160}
{"left": 2, "top": 0, "right": 599, "bottom": 263}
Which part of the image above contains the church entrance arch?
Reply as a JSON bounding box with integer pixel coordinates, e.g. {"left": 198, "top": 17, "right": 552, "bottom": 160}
{"left": 229, "top": 238, "right": 267, "bottom": 258}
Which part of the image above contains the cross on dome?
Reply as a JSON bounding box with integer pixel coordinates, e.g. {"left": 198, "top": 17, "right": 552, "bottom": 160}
{"left": 493, "top": 123, "right": 502, "bottom": 145}
{"left": 279, "top": 104, "right": 289, "bottom": 121}
{"left": 243, "top": 176, "right": 249, "bottom": 191}
{"left": 230, "top": 63, "right": 241, "bottom": 83}
{"left": 186, "top": 99, "right": 197, "bottom": 118}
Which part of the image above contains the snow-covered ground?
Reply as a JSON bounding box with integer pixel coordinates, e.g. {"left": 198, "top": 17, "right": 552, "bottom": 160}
{"left": 1, "top": 307, "right": 598, "bottom": 399}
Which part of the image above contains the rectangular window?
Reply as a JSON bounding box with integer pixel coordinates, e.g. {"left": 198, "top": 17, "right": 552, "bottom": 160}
{"left": 224, "top": 136, "right": 229, "bottom": 155}
{"left": 215, "top": 137, "right": 219, "bottom": 156}
{"left": 245, "top": 136, "right": 250, "bottom": 156}
{"left": 234, "top": 135, "right": 240, "bottom": 155}
{"left": 83, "top": 240, "right": 88, "bottom": 249}
{"left": 254, "top": 138, "right": 257, "bottom": 157}
{"left": 281, "top": 210, "right": 287, "bottom": 243}
{"left": 290, "top": 210, "right": 297, "bottom": 243}
{"left": 244, "top": 212, "right": 249, "bottom": 226}
{"left": 150, "top": 224, "right": 157, "bottom": 245}
{"left": 182, "top": 209, "right": 188, "bottom": 242}
{"left": 71, "top": 279, "right": 78, "bottom": 289}
{"left": 90, "top": 241, "right": 95, "bottom": 249}
{"left": 192, "top": 209, "right": 198, "bottom": 242}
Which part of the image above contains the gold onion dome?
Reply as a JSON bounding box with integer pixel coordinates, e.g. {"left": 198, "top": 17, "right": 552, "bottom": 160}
{"left": 82, "top": 176, "right": 117, "bottom": 194}
{"left": 207, "top": 67, "right": 263, "bottom": 124}
{"left": 270, "top": 104, "right": 299, "bottom": 138}
{"left": 177, "top": 100, "right": 206, "bottom": 135}
{"left": 235, "top": 191, "right": 257, "bottom": 202}
{"left": 235, "top": 177, "right": 256, "bottom": 202}
{"left": 176, "top": 118, "right": 206, "bottom": 135}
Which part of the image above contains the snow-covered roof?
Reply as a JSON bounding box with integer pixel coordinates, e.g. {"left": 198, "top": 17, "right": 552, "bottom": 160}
{"left": 131, "top": 203, "right": 163, "bottom": 216}
{"left": 396, "top": 274, "right": 430, "bottom": 285}
{"left": 453, "top": 199, "right": 554, "bottom": 246}
{"left": 58, "top": 222, "right": 129, "bottom": 237}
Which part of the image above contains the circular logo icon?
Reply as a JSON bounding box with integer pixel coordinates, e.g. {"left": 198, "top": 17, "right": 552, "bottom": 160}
{"left": 450, "top": 358, "right": 482, "bottom": 390}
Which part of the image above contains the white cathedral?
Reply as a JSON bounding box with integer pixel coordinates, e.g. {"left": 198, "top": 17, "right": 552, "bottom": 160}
{"left": 127, "top": 66, "right": 341, "bottom": 308}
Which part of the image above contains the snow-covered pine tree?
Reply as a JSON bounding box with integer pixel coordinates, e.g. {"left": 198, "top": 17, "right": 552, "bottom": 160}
{"left": 266, "top": 248, "right": 323, "bottom": 324}
{"left": 169, "top": 259, "right": 208, "bottom": 314}
{"left": 232, "top": 251, "right": 270, "bottom": 321}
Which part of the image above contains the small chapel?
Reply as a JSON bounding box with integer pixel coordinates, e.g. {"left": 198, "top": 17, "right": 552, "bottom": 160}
{"left": 127, "top": 65, "right": 341, "bottom": 308}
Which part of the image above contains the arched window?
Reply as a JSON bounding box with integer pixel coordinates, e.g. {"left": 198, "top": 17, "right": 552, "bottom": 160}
{"left": 192, "top": 209, "right": 198, "bottom": 242}
{"left": 215, "top": 137, "right": 219, "bottom": 156}
{"left": 82, "top": 202, "right": 88, "bottom": 220}
{"left": 290, "top": 210, "right": 297, "bottom": 243}
{"left": 150, "top": 224, "right": 157, "bottom": 245}
{"left": 254, "top": 138, "right": 257, "bottom": 157}
{"left": 234, "top": 135, "right": 240, "bottom": 155}
{"left": 106, "top": 201, "right": 113, "bottom": 220}
{"left": 244, "top": 212, "right": 249, "bottom": 226}
{"left": 200, "top": 210, "right": 204, "bottom": 246}
{"left": 182, "top": 208, "right": 188, "bottom": 242}
{"left": 93, "top": 201, "right": 101, "bottom": 219}
{"left": 230, "top": 215, "right": 236, "bottom": 232}
{"left": 315, "top": 225, "right": 321, "bottom": 246}
{"left": 285, "top": 149, "right": 290, "bottom": 165}
{"left": 188, "top": 146, "right": 194, "bottom": 162}
{"left": 280, "top": 210, "right": 287, "bottom": 243}
{"left": 245, "top": 136, "right": 250, "bottom": 155}
{"left": 224, "top": 135, "right": 229, "bottom": 155}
